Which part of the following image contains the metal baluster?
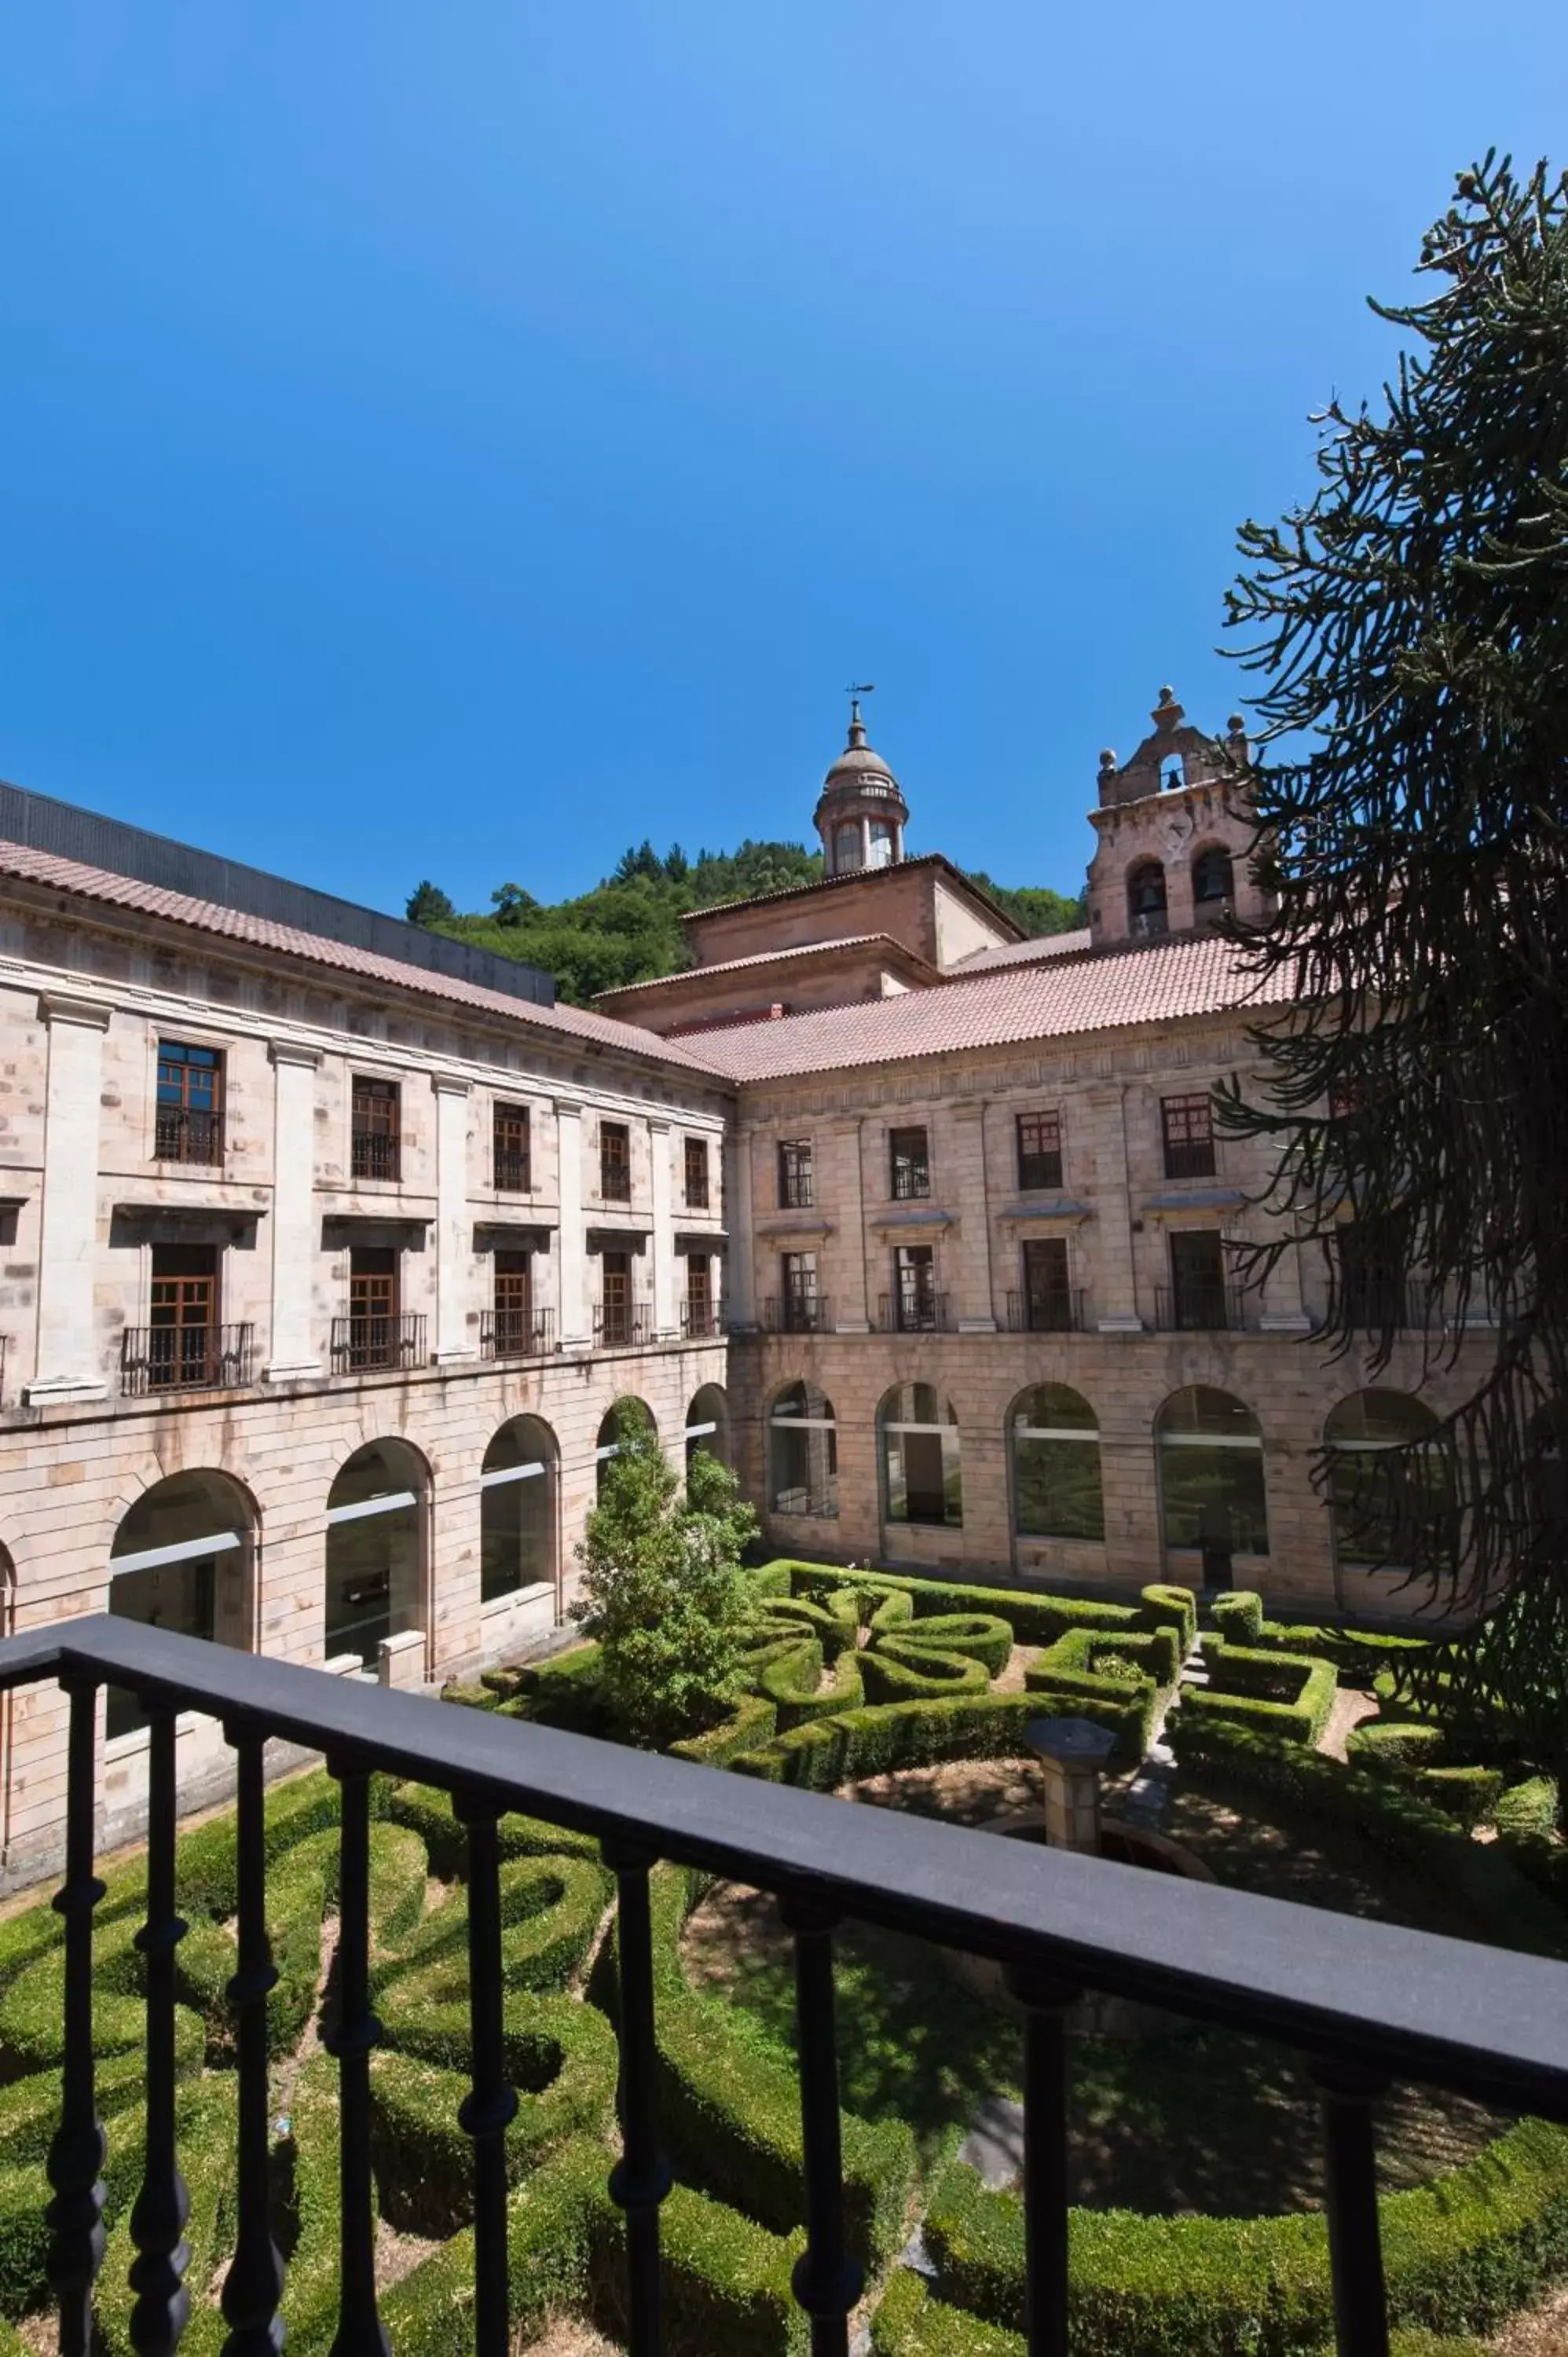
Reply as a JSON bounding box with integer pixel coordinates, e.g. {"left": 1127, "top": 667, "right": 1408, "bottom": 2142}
{"left": 1314, "top": 2061, "right": 1391, "bottom": 2357}
{"left": 218, "top": 1725, "right": 284, "bottom": 2357}
{"left": 603, "top": 1841, "right": 672, "bottom": 2357}
{"left": 456, "top": 1790, "right": 518, "bottom": 2357}
{"left": 325, "top": 1757, "right": 390, "bottom": 2357}
{"left": 1002, "top": 1961, "right": 1079, "bottom": 2357}
{"left": 779, "top": 1894, "right": 862, "bottom": 2357}
{"left": 46, "top": 1676, "right": 107, "bottom": 2357}
{"left": 129, "top": 1701, "right": 191, "bottom": 2356}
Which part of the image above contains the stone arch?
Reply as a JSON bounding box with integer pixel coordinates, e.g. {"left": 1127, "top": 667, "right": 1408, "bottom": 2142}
{"left": 1155, "top": 1385, "right": 1268, "bottom": 1586}
{"left": 1191, "top": 841, "right": 1236, "bottom": 921}
{"left": 481, "top": 1416, "right": 559, "bottom": 1611}
{"left": 595, "top": 1397, "right": 657, "bottom": 1497}
{"left": 1324, "top": 1390, "right": 1445, "bottom": 1588}
{"left": 108, "top": 1468, "right": 260, "bottom": 1739}
{"left": 684, "top": 1384, "right": 731, "bottom": 1475}
{"left": 324, "top": 1437, "right": 431, "bottom": 1673}
{"left": 1127, "top": 857, "right": 1168, "bottom": 937}
{"left": 877, "top": 1382, "right": 962, "bottom": 1530}
{"left": 1009, "top": 1383, "right": 1105, "bottom": 1542}
{"left": 768, "top": 1379, "right": 839, "bottom": 1521}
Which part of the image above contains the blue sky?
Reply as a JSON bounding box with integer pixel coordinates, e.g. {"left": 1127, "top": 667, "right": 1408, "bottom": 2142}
{"left": 2, "top": 4, "right": 1563, "bottom": 916}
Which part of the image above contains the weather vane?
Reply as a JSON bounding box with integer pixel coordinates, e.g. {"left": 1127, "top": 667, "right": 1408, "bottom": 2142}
{"left": 846, "top": 681, "right": 876, "bottom": 703}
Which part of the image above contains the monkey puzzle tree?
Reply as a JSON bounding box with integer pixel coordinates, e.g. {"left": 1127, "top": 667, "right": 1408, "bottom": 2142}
{"left": 1218, "top": 155, "right": 1568, "bottom": 1775}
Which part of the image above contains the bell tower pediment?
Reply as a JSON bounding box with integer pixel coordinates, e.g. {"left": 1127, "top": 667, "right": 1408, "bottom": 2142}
{"left": 1084, "top": 688, "right": 1272, "bottom": 947}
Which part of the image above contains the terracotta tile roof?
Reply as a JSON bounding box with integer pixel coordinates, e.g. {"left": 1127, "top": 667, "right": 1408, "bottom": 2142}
{"left": 689, "top": 930, "right": 1294, "bottom": 1083}
{"left": 595, "top": 933, "right": 937, "bottom": 1000}
{"left": 947, "top": 927, "right": 1094, "bottom": 973}
{"left": 0, "top": 838, "right": 733, "bottom": 1079}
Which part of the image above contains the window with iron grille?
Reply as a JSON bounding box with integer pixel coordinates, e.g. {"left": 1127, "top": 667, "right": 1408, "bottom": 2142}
{"left": 685, "top": 1253, "right": 713, "bottom": 1332}
{"left": 893, "top": 1244, "right": 937, "bottom": 1330}
{"left": 155, "top": 1040, "right": 224, "bottom": 1165}
{"left": 148, "top": 1244, "right": 220, "bottom": 1387}
{"left": 1021, "top": 1237, "right": 1072, "bottom": 1331}
{"left": 493, "top": 1102, "right": 531, "bottom": 1192}
{"left": 889, "top": 1125, "right": 930, "bottom": 1200}
{"left": 777, "top": 1138, "right": 813, "bottom": 1209}
{"left": 683, "top": 1136, "right": 709, "bottom": 1209}
{"left": 1016, "top": 1109, "right": 1062, "bottom": 1191}
{"left": 350, "top": 1078, "right": 401, "bottom": 1182}
{"left": 1161, "top": 1092, "right": 1216, "bottom": 1181}
{"left": 600, "top": 1121, "right": 631, "bottom": 1201}
{"left": 493, "top": 1250, "right": 533, "bottom": 1350}
{"left": 600, "top": 1248, "right": 633, "bottom": 1342}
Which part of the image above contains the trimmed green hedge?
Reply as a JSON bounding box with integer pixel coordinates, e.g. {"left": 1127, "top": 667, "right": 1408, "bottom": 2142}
{"left": 1178, "top": 1642, "right": 1336, "bottom": 1747}
{"left": 1211, "top": 1590, "right": 1264, "bottom": 1644}
{"left": 875, "top": 1613, "right": 1014, "bottom": 1676}
{"left": 924, "top": 2112, "right": 1568, "bottom": 2355}
{"left": 860, "top": 1647, "right": 993, "bottom": 1705}
{"left": 1346, "top": 1721, "right": 1447, "bottom": 1772}
{"left": 372, "top": 1850, "right": 611, "bottom": 2018}
{"left": 1346, "top": 1722, "right": 1509, "bottom": 1828}
{"left": 731, "top": 1692, "right": 1037, "bottom": 1791}
{"left": 670, "top": 1692, "right": 781, "bottom": 1765}
{"left": 1495, "top": 1776, "right": 1560, "bottom": 1838}
{"left": 384, "top": 1779, "right": 601, "bottom": 1875}
{"left": 753, "top": 1591, "right": 862, "bottom": 1659}
{"left": 757, "top": 1638, "right": 866, "bottom": 1729}
{"left": 756, "top": 1562, "right": 1195, "bottom": 1655}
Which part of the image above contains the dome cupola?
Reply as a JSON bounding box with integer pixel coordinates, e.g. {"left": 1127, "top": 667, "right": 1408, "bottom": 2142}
{"left": 813, "top": 690, "right": 910, "bottom": 876}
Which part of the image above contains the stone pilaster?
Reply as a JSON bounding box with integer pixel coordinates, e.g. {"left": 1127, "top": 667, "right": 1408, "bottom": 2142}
{"left": 431, "top": 1075, "right": 474, "bottom": 1363}
{"left": 830, "top": 1119, "right": 870, "bottom": 1332}
{"left": 26, "top": 991, "right": 113, "bottom": 1403}
{"left": 650, "top": 1117, "right": 676, "bottom": 1338}
{"left": 951, "top": 1102, "right": 996, "bottom": 1332}
{"left": 724, "top": 1130, "right": 757, "bottom": 1329}
{"left": 554, "top": 1101, "right": 588, "bottom": 1349}
{"left": 263, "top": 1041, "right": 324, "bottom": 1380}
{"left": 1088, "top": 1084, "right": 1143, "bottom": 1332}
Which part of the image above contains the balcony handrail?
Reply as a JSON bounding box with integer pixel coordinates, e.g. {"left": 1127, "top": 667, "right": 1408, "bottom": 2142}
{"left": 328, "top": 1312, "right": 426, "bottom": 1370}
{"left": 1154, "top": 1279, "right": 1249, "bottom": 1334}
{"left": 4, "top": 1615, "right": 1565, "bottom": 2113}
{"left": 119, "top": 1322, "right": 255, "bottom": 1395}
{"left": 763, "top": 1294, "right": 832, "bottom": 1334}
{"left": 480, "top": 1306, "right": 556, "bottom": 1358}
{"left": 679, "top": 1299, "right": 724, "bottom": 1338}
{"left": 1006, "top": 1287, "right": 1086, "bottom": 1335}
{"left": 877, "top": 1289, "right": 951, "bottom": 1333}
{"left": 3, "top": 1612, "right": 1566, "bottom": 2356}
{"left": 152, "top": 1105, "right": 225, "bottom": 1164}
{"left": 593, "top": 1303, "right": 652, "bottom": 1347}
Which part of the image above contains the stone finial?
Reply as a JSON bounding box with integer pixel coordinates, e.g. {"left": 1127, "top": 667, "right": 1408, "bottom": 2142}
{"left": 1152, "top": 686, "right": 1185, "bottom": 731}
{"left": 1098, "top": 748, "right": 1117, "bottom": 775}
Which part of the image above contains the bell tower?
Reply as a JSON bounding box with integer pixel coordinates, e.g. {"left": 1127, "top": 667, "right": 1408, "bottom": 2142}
{"left": 1084, "top": 687, "right": 1273, "bottom": 947}
{"left": 814, "top": 692, "right": 910, "bottom": 878}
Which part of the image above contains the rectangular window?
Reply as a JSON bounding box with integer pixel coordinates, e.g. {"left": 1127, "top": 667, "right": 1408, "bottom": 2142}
{"left": 889, "top": 1125, "right": 930, "bottom": 1200}
{"left": 892, "top": 1244, "right": 937, "bottom": 1332}
{"left": 147, "top": 1243, "right": 219, "bottom": 1389}
{"left": 684, "top": 1252, "right": 713, "bottom": 1336}
{"left": 1016, "top": 1109, "right": 1063, "bottom": 1192}
{"left": 1167, "top": 1230, "right": 1229, "bottom": 1330}
{"left": 350, "top": 1078, "right": 401, "bottom": 1182}
{"left": 1161, "top": 1092, "right": 1216, "bottom": 1181}
{"left": 683, "top": 1136, "right": 710, "bottom": 1209}
{"left": 493, "top": 1102, "right": 531, "bottom": 1193}
{"left": 599, "top": 1248, "right": 632, "bottom": 1345}
{"left": 492, "top": 1250, "right": 533, "bottom": 1354}
{"left": 1020, "top": 1237, "right": 1073, "bottom": 1332}
{"left": 1337, "top": 1225, "right": 1409, "bottom": 1330}
{"left": 780, "top": 1249, "right": 819, "bottom": 1333}
{"left": 600, "top": 1121, "right": 631, "bottom": 1202}
{"left": 778, "top": 1138, "right": 814, "bottom": 1209}
{"left": 155, "top": 1040, "right": 224, "bottom": 1164}
{"left": 346, "top": 1244, "right": 398, "bottom": 1367}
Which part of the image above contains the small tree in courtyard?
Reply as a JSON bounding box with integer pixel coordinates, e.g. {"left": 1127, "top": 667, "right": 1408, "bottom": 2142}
{"left": 572, "top": 1406, "right": 756, "bottom": 1747}
{"left": 1219, "top": 155, "right": 1568, "bottom": 1784}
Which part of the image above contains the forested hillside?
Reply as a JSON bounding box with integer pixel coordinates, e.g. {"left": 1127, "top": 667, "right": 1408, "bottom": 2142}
{"left": 405, "top": 840, "right": 1086, "bottom": 1007}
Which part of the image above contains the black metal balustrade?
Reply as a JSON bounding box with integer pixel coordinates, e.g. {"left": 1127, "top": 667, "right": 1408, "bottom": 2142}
{"left": 1339, "top": 1278, "right": 1422, "bottom": 1334}
{"left": 479, "top": 1307, "right": 556, "bottom": 1359}
{"left": 2, "top": 1615, "right": 1566, "bottom": 2357}
{"left": 1006, "top": 1288, "right": 1086, "bottom": 1335}
{"left": 680, "top": 1299, "right": 725, "bottom": 1339}
{"left": 328, "top": 1313, "right": 427, "bottom": 1372}
{"left": 120, "top": 1324, "right": 255, "bottom": 1396}
{"left": 593, "top": 1303, "right": 652, "bottom": 1349}
{"left": 350, "top": 1131, "right": 400, "bottom": 1183}
{"left": 1154, "top": 1280, "right": 1250, "bottom": 1335}
{"left": 152, "top": 1107, "right": 224, "bottom": 1165}
{"left": 889, "top": 1162, "right": 931, "bottom": 1202}
{"left": 764, "top": 1294, "right": 832, "bottom": 1336}
{"left": 877, "top": 1289, "right": 951, "bottom": 1334}
{"left": 778, "top": 1168, "right": 815, "bottom": 1210}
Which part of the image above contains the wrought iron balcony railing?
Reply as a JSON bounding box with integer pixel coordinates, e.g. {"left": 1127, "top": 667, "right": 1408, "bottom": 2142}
{"left": 763, "top": 1293, "right": 832, "bottom": 1336}
{"left": 593, "top": 1303, "right": 652, "bottom": 1349}
{"left": 877, "top": 1289, "right": 951, "bottom": 1334}
{"left": 328, "top": 1313, "right": 426, "bottom": 1372}
{"left": 777, "top": 1167, "right": 815, "bottom": 1210}
{"left": 479, "top": 1307, "right": 555, "bottom": 1359}
{"left": 1160, "top": 1138, "right": 1218, "bottom": 1182}
{"left": 0, "top": 1615, "right": 1563, "bottom": 2357}
{"left": 1006, "top": 1287, "right": 1086, "bottom": 1335}
{"left": 1154, "top": 1280, "right": 1250, "bottom": 1334}
{"left": 680, "top": 1299, "right": 724, "bottom": 1339}
{"left": 350, "top": 1130, "right": 400, "bottom": 1183}
{"left": 492, "top": 1146, "right": 533, "bottom": 1193}
{"left": 152, "top": 1106, "right": 224, "bottom": 1165}
{"left": 889, "top": 1163, "right": 932, "bottom": 1202}
{"left": 120, "top": 1322, "right": 255, "bottom": 1396}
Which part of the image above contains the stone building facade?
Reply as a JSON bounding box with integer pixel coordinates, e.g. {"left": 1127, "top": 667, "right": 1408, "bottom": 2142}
{"left": 0, "top": 690, "right": 1477, "bottom": 1875}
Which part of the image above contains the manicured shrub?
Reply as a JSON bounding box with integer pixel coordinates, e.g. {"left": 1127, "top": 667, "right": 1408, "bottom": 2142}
{"left": 385, "top": 1780, "right": 601, "bottom": 1876}
{"left": 1181, "top": 1644, "right": 1337, "bottom": 1747}
{"left": 1408, "top": 1764, "right": 1507, "bottom": 1828}
{"left": 438, "top": 1676, "right": 501, "bottom": 1710}
{"left": 373, "top": 1852, "right": 611, "bottom": 2018}
{"left": 1211, "top": 1589, "right": 1264, "bottom": 1644}
{"left": 859, "top": 1647, "right": 991, "bottom": 1706}
{"left": 868, "top": 1586, "right": 916, "bottom": 1636}
{"left": 369, "top": 1994, "right": 619, "bottom": 2237}
{"left": 1495, "top": 1775, "right": 1560, "bottom": 1838}
{"left": 378, "top": 2136, "right": 603, "bottom": 2354}
{"left": 876, "top": 1613, "right": 1013, "bottom": 1677}
{"left": 757, "top": 1639, "right": 866, "bottom": 1730}
{"left": 731, "top": 1694, "right": 1039, "bottom": 1793}
{"left": 1260, "top": 1619, "right": 1433, "bottom": 1684}
{"left": 753, "top": 1592, "right": 861, "bottom": 1659}
{"left": 95, "top": 2077, "right": 237, "bottom": 2357}
{"left": 1346, "top": 1723, "right": 1508, "bottom": 1827}
{"left": 769, "top": 1563, "right": 1145, "bottom": 1647}
{"left": 587, "top": 2172, "right": 809, "bottom": 2357}
{"left": 1346, "top": 1721, "right": 1448, "bottom": 1773}
{"left": 1138, "top": 1583, "right": 1199, "bottom": 1654}
{"left": 670, "top": 1692, "right": 780, "bottom": 1765}
{"left": 871, "top": 2271, "right": 1024, "bottom": 2355}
